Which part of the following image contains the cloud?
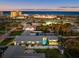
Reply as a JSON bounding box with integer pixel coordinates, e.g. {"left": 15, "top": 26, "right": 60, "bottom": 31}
{"left": 59, "top": 4, "right": 79, "bottom": 8}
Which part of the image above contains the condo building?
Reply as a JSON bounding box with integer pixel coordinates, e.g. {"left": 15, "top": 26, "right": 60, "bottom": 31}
{"left": 0, "top": 11, "right": 3, "bottom": 16}
{"left": 33, "top": 15, "right": 57, "bottom": 18}
{"left": 10, "top": 11, "right": 22, "bottom": 17}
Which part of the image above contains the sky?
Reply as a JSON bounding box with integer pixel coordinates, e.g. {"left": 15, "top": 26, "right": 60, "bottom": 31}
{"left": 0, "top": 0, "right": 79, "bottom": 10}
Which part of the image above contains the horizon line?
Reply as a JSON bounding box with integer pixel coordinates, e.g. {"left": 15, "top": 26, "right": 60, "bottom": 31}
{"left": 0, "top": 8, "right": 79, "bottom": 11}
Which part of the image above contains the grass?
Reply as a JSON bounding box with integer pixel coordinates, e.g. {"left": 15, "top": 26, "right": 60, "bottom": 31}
{"left": 64, "top": 48, "right": 79, "bottom": 58}
{"left": 0, "top": 28, "right": 6, "bottom": 35}
{"left": 0, "top": 31, "right": 6, "bottom": 35}
{"left": 0, "top": 38, "right": 14, "bottom": 46}
{"left": 35, "top": 49, "right": 66, "bottom": 58}
{"left": 10, "top": 31, "right": 23, "bottom": 36}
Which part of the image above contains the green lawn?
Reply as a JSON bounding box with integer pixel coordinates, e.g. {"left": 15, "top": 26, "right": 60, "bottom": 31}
{"left": 0, "top": 38, "right": 14, "bottom": 46}
{"left": 10, "top": 31, "right": 23, "bottom": 36}
{"left": 0, "top": 28, "right": 6, "bottom": 35}
{"left": 0, "top": 31, "right": 6, "bottom": 35}
{"left": 35, "top": 49, "right": 66, "bottom": 58}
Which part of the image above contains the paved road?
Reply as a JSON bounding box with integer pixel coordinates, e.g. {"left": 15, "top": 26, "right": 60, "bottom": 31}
{"left": 2, "top": 46, "right": 45, "bottom": 58}
{"left": 62, "top": 36, "right": 79, "bottom": 39}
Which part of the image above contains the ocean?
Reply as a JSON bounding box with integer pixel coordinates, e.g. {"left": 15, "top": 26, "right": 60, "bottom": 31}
{"left": 3, "top": 11, "right": 79, "bottom": 16}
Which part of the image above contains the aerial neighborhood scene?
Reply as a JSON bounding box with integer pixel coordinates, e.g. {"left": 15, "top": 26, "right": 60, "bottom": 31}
{"left": 0, "top": 0, "right": 79, "bottom": 58}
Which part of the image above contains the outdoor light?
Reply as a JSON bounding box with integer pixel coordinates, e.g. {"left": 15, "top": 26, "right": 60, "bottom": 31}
{"left": 46, "top": 21, "right": 52, "bottom": 25}
{"left": 21, "top": 41, "right": 24, "bottom": 43}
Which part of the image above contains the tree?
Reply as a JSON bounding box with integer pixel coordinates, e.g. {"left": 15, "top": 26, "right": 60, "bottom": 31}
{"left": 64, "top": 39, "right": 79, "bottom": 57}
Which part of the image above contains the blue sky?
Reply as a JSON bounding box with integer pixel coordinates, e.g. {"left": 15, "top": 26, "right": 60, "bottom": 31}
{"left": 0, "top": 0, "right": 79, "bottom": 9}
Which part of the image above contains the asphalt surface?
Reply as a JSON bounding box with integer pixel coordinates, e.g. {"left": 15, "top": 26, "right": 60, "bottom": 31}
{"left": 2, "top": 46, "right": 45, "bottom": 58}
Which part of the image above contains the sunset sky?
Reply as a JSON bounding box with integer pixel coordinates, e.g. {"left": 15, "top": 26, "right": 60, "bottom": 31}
{"left": 0, "top": 0, "right": 79, "bottom": 10}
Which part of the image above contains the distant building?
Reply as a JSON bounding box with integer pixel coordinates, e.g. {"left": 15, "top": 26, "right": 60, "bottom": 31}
{"left": 33, "top": 15, "right": 57, "bottom": 19}
{"left": 10, "top": 11, "right": 22, "bottom": 17}
{"left": 0, "top": 11, "right": 3, "bottom": 16}
{"left": 23, "top": 24, "right": 35, "bottom": 32}
{"left": 16, "top": 16, "right": 25, "bottom": 19}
